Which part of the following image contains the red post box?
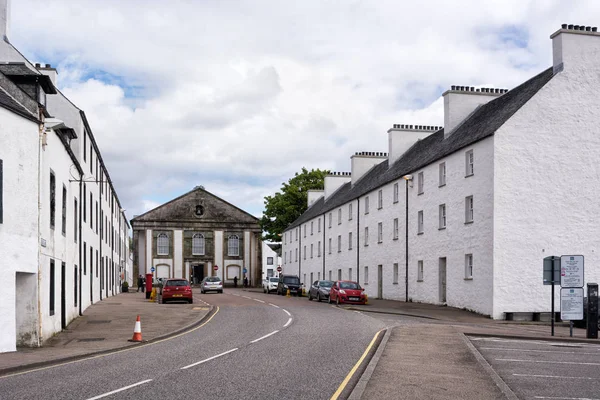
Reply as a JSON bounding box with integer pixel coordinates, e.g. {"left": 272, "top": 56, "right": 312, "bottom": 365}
{"left": 145, "top": 273, "right": 153, "bottom": 299}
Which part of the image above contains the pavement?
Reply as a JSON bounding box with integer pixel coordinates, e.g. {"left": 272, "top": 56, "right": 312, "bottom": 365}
{"left": 0, "top": 288, "right": 213, "bottom": 376}
{"left": 1, "top": 288, "right": 598, "bottom": 399}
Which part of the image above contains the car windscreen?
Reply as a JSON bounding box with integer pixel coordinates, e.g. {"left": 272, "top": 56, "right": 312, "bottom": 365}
{"left": 166, "top": 280, "right": 189, "bottom": 287}
{"left": 339, "top": 281, "right": 361, "bottom": 290}
{"left": 206, "top": 277, "right": 221, "bottom": 282}
{"left": 319, "top": 281, "right": 333, "bottom": 287}
{"left": 283, "top": 276, "right": 300, "bottom": 284}
{"left": 269, "top": 277, "right": 279, "bottom": 282}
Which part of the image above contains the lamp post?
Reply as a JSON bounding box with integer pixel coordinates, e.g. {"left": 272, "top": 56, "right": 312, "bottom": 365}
{"left": 403, "top": 174, "right": 413, "bottom": 302}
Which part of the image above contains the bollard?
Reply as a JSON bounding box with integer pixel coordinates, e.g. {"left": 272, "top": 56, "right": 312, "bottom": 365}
{"left": 286, "top": 289, "right": 291, "bottom": 297}
{"left": 149, "top": 288, "right": 156, "bottom": 302}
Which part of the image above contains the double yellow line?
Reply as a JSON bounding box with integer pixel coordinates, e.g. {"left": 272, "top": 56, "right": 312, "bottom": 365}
{"left": 330, "top": 328, "right": 385, "bottom": 400}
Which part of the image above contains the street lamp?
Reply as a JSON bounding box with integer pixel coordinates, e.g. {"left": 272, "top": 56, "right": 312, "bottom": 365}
{"left": 403, "top": 174, "right": 413, "bottom": 302}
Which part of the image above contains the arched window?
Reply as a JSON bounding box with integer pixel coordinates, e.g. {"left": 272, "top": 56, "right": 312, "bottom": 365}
{"left": 228, "top": 235, "right": 239, "bottom": 256}
{"left": 157, "top": 233, "right": 169, "bottom": 255}
{"left": 192, "top": 233, "right": 205, "bottom": 255}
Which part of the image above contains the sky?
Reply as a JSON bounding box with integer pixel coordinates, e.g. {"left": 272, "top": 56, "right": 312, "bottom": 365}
{"left": 8, "top": 0, "right": 599, "bottom": 221}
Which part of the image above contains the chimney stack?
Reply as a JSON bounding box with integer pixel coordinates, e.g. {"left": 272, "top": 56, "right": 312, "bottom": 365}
{"left": 36, "top": 63, "right": 58, "bottom": 87}
{"left": 351, "top": 152, "right": 387, "bottom": 185}
{"left": 307, "top": 190, "right": 324, "bottom": 207}
{"left": 324, "top": 172, "right": 351, "bottom": 200}
{"left": 443, "top": 86, "right": 507, "bottom": 138}
{"left": 552, "top": 23, "right": 600, "bottom": 74}
{"left": 388, "top": 125, "right": 442, "bottom": 166}
{"left": 0, "top": 0, "right": 10, "bottom": 42}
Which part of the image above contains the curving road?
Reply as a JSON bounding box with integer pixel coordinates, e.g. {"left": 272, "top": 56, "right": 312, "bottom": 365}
{"left": 0, "top": 289, "right": 387, "bottom": 400}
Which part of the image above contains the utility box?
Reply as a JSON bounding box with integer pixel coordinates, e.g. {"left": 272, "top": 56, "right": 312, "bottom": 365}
{"left": 587, "top": 282, "right": 598, "bottom": 339}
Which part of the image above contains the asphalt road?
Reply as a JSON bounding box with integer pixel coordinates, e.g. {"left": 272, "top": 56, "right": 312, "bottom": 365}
{"left": 470, "top": 336, "right": 600, "bottom": 400}
{"left": 0, "top": 289, "right": 388, "bottom": 400}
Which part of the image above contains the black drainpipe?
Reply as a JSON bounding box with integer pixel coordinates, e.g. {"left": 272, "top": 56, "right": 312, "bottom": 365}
{"left": 298, "top": 227, "right": 302, "bottom": 280}
{"left": 322, "top": 213, "right": 326, "bottom": 279}
{"left": 405, "top": 179, "right": 409, "bottom": 302}
{"left": 78, "top": 179, "right": 83, "bottom": 316}
{"left": 356, "top": 198, "right": 360, "bottom": 284}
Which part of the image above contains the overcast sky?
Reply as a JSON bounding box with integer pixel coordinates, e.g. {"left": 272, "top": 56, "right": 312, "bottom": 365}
{"left": 9, "top": 0, "right": 598, "bottom": 220}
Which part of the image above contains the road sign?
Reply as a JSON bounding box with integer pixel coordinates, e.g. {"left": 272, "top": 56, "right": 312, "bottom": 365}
{"left": 543, "top": 256, "right": 560, "bottom": 285}
{"left": 561, "top": 287, "right": 584, "bottom": 321}
{"left": 243, "top": 268, "right": 247, "bottom": 273}
{"left": 213, "top": 265, "right": 218, "bottom": 271}
{"left": 277, "top": 266, "right": 282, "bottom": 272}
{"left": 151, "top": 267, "right": 155, "bottom": 273}
{"left": 561, "top": 255, "right": 584, "bottom": 287}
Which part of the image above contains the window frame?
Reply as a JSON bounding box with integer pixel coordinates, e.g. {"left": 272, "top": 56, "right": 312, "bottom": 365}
{"left": 393, "top": 182, "right": 399, "bottom": 203}
{"left": 417, "top": 210, "right": 424, "bottom": 234}
{"left": 364, "top": 226, "right": 369, "bottom": 246}
{"left": 377, "top": 222, "right": 383, "bottom": 243}
{"left": 439, "top": 162, "right": 446, "bottom": 187}
{"left": 338, "top": 208, "right": 342, "bottom": 225}
{"left": 227, "top": 235, "right": 239, "bottom": 256}
{"left": 417, "top": 171, "right": 424, "bottom": 194}
{"left": 417, "top": 260, "right": 424, "bottom": 281}
{"left": 393, "top": 218, "right": 399, "bottom": 240}
{"left": 377, "top": 189, "right": 383, "bottom": 209}
{"left": 439, "top": 204, "right": 446, "bottom": 230}
{"left": 465, "top": 254, "right": 473, "bottom": 279}
{"left": 192, "top": 233, "right": 206, "bottom": 255}
{"left": 465, "top": 150, "right": 474, "bottom": 177}
{"left": 348, "top": 232, "right": 353, "bottom": 250}
{"left": 61, "top": 185, "right": 67, "bottom": 236}
{"left": 365, "top": 196, "right": 370, "bottom": 214}
{"left": 465, "top": 196, "right": 474, "bottom": 223}
{"left": 348, "top": 203, "right": 353, "bottom": 220}
{"left": 157, "top": 233, "right": 169, "bottom": 255}
{"left": 50, "top": 171, "right": 56, "bottom": 229}
{"left": 393, "top": 263, "right": 399, "bottom": 284}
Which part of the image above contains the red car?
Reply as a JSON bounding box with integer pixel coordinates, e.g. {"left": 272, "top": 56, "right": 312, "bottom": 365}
{"left": 161, "top": 279, "right": 193, "bottom": 304}
{"left": 329, "top": 280, "right": 366, "bottom": 305}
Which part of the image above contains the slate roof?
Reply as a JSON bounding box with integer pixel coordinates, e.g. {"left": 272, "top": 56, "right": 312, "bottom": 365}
{"left": 0, "top": 63, "right": 57, "bottom": 94}
{"left": 286, "top": 67, "right": 554, "bottom": 231}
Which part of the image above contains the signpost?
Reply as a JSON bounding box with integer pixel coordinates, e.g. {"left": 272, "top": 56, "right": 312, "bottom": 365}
{"left": 560, "top": 255, "right": 584, "bottom": 337}
{"left": 543, "top": 256, "right": 560, "bottom": 336}
{"left": 151, "top": 267, "right": 155, "bottom": 273}
{"left": 277, "top": 266, "right": 282, "bottom": 273}
{"left": 243, "top": 268, "right": 247, "bottom": 274}
{"left": 213, "top": 265, "right": 218, "bottom": 271}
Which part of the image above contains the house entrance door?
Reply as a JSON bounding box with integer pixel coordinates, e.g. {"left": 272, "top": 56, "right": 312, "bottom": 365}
{"left": 193, "top": 264, "right": 205, "bottom": 284}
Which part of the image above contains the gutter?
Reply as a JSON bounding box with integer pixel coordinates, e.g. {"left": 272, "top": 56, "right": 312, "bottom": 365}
{"left": 356, "top": 198, "right": 360, "bottom": 284}
{"left": 322, "top": 212, "right": 326, "bottom": 279}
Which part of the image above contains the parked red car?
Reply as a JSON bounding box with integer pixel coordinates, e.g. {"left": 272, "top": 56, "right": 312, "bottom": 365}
{"left": 329, "top": 280, "right": 366, "bottom": 305}
{"left": 161, "top": 279, "right": 193, "bottom": 304}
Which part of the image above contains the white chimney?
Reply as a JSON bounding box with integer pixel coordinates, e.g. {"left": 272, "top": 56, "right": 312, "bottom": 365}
{"left": 0, "top": 0, "right": 10, "bottom": 42}
{"left": 443, "top": 86, "right": 506, "bottom": 138}
{"left": 388, "top": 125, "right": 442, "bottom": 166}
{"left": 552, "top": 24, "right": 600, "bottom": 74}
{"left": 37, "top": 63, "right": 58, "bottom": 87}
{"left": 307, "top": 190, "right": 324, "bottom": 207}
{"left": 351, "top": 152, "right": 387, "bottom": 184}
{"left": 324, "top": 172, "right": 351, "bottom": 200}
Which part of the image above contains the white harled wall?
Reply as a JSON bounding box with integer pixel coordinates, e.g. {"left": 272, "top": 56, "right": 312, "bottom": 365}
{"left": 0, "top": 107, "right": 39, "bottom": 352}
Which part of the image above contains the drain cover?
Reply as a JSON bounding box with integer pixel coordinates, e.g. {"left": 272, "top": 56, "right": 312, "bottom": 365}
{"left": 78, "top": 338, "right": 105, "bottom": 342}
{"left": 87, "top": 320, "right": 111, "bottom": 324}
{"left": 193, "top": 307, "right": 209, "bottom": 311}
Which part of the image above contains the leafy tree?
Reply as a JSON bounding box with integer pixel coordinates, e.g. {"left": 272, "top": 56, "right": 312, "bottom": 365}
{"left": 260, "top": 168, "right": 329, "bottom": 242}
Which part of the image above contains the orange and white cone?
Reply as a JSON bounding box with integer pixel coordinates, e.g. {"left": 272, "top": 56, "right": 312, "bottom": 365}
{"left": 128, "top": 315, "right": 143, "bottom": 342}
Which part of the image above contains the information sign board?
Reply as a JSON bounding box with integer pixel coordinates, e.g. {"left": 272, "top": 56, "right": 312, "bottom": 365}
{"left": 560, "top": 287, "right": 584, "bottom": 321}
{"left": 543, "top": 256, "right": 560, "bottom": 285}
{"left": 560, "top": 255, "right": 584, "bottom": 287}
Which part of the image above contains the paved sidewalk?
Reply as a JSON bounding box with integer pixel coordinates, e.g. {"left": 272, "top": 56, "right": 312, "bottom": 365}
{"left": 0, "top": 289, "right": 212, "bottom": 376}
{"left": 345, "top": 299, "right": 599, "bottom": 399}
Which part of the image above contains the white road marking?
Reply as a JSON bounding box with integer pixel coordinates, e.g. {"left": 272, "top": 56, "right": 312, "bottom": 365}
{"left": 471, "top": 337, "right": 594, "bottom": 347}
{"left": 481, "top": 347, "right": 598, "bottom": 355}
{"left": 250, "top": 330, "right": 279, "bottom": 344}
{"left": 284, "top": 318, "right": 292, "bottom": 327}
{"left": 534, "top": 397, "right": 600, "bottom": 400}
{"left": 514, "top": 373, "right": 600, "bottom": 380}
{"left": 283, "top": 309, "right": 291, "bottom": 317}
{"left": 86, "top": 379, "right": 153, "bottom": 400}
{"left": 181, "top": 348, "right": 239, "bottom": 369}
{"left": 268, "top": 303, "right": 280, "bottom": 308}
{"left": 242, "top": 296, "right": 251, "bottom": 299}
{"left": 497, "top": 358, "right": 600, "bottom": 366}
{"left": 253, "top": 299, "right": 265, "bottom": 303}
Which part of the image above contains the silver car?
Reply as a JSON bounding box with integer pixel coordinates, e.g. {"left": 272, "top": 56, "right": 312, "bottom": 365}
{"left": 308, "top": 280, "right": 334, "bottom": 302}
{"left": 200, "top": 276, "right": 223, "bottom": 294}
{"left": 263, "top": 277, "right": 279, "bottom": 294}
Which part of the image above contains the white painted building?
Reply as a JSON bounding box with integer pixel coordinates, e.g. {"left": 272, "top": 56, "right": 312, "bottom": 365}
{"left": 262, "top": 242, "right": 282, "bottom": 279}
{"left": 131, "top": 187, "right": 262, "bottom": 286}
{"left": 282, "top": 24, "right": 600, "bottom": 319}
{"left": 0, "top": 1, "right": 130, "bottom": 353}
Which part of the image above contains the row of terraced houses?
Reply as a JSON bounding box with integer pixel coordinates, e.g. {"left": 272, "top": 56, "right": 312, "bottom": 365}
{"left": 282, "top": 24, "right": 600, "bottom": 319}
{"left": 0, "top": 2, "right": 131, "bottom": 353}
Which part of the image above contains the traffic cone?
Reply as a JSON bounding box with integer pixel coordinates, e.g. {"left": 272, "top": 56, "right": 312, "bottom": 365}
{"left": 128, "top": 315, "right": 143, "bottom": 342}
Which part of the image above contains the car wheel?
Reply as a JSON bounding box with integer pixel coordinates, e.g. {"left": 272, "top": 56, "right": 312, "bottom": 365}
{"left": 219, "top": 290, "right": 223, "bottom": 294}
{"left": 336, "top": 296, "right": 340, "bottom": 306}
{"left": 328, "top": 295, "right": 332, "bottom": 304}
{"left": 308, "top": 292, "right": 313, "bottom": 301}
{"left": 317, "top": 293, "right": 321, "bottom": 302}
{"left": 264, "top": 288, "right": 266, "bottom": 293}
{"left": 189, "top": 299, "right": 193, "bottom": 304}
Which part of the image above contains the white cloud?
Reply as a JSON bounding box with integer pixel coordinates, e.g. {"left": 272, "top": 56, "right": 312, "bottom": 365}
{"left": 7, "top": 0, "right": 599, "bottom": 218}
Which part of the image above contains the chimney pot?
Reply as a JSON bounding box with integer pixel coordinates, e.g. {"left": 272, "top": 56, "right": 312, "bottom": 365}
{"left": 451, "top": 85, "right": 456, "bottom": 90}
{"left": 562, "top": 24, "right": 568, "bottom": 29}
{"left": 574, "top": 25, "right": 580, "bottom": 30}
{"left": 568, "top": 24, "right": 574, "bottom": 29}
{"left": 35, "top": 63, "right": 40, "bottom": 67}
{"left": 593, "top": 27, "right": 598, "bottom": 32}
{"left": 45, "top": 63, "right": 51, "bottom": 68}
{"left": 409, "top": 125, "right": 413, "bottom": 129}
{"left": 586, "top": 26, "right": 591, "bottom": 31}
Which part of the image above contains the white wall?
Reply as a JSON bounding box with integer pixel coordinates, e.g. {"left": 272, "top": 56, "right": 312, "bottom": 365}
{"left": 0, "top": 107, "right": 39, "bottom": 352}
{"left": 493, "top": 53, "right": 600, "bottom": 318}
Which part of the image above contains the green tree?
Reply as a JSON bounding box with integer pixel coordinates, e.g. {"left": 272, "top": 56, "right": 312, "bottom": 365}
{"left": 260, "top": 167, "right": 329, "bottom": 242}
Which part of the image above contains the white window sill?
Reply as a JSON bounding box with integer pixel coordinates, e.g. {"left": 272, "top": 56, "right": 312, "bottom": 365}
{"left": 439, "top": 227, "right": 446, "bottom": 230}
{"left": 393, "top": 282, "right": 398, "bottom": 285}
{"left": 439, "top": 183, "right": 446, "bottom": 188}
{"left": 417, "top": 279, "right": 424, "bottom": 282}
{"left": 464, "top": 277, "right": 473, "bottom": 281}
{"left": 417, "top": 232, "right": 424, "bottom": 235}
{"left": 464, "top": 221, "right": 474, "bottom": 225}
{"left": 465, "top": 173, "right": 474, "bottom": 178}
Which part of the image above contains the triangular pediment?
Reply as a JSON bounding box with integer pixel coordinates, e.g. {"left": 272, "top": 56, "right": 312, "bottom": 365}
{"left": 131, "top": 187, "right": 259, "bottom": 226}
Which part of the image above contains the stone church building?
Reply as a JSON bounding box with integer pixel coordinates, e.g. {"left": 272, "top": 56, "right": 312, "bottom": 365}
{"left": 131, "top": 187, "right": 262, "bottom": 285}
